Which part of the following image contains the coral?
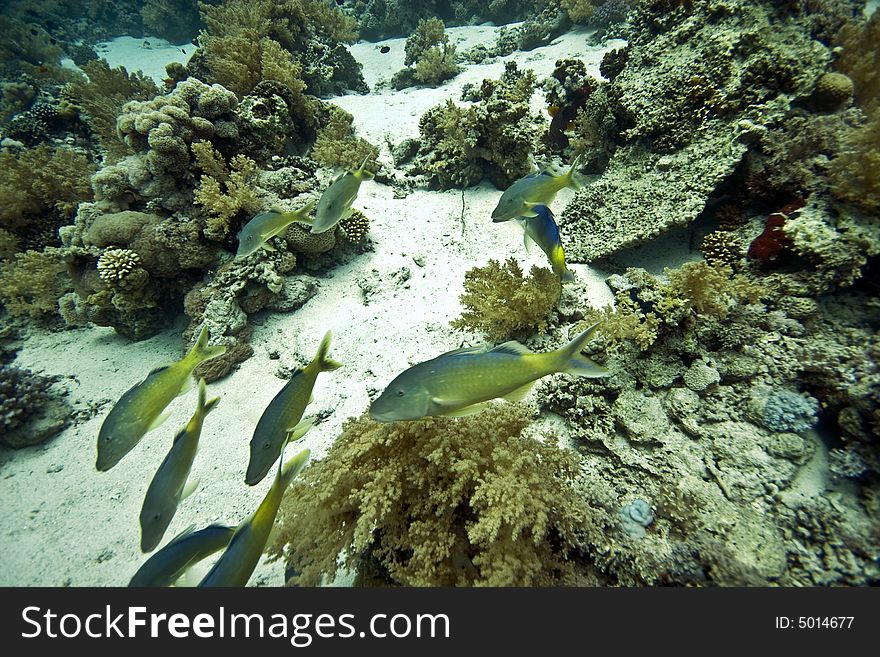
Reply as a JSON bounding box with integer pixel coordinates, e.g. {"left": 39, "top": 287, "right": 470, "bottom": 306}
{"left": 392, "top": 17, "right": 460, "bottom": 89}
{"left": 65, "top": 59, "right": 161, "bottom": 159}
{"left": 0, "top": 248, "right": 70, "bottom": 320}
{"left": 338, "top": 209, "right": 369, "bottom": 244}
{"left": 828, "top": 107, "right": 880, "bottom": 212}
{"left": 834, "top": 9, "right": 880, "bottom": 111}
{"left": 310, "top": 105, "right": 380, "bottom": 171}
{"left": 191, "top": 142, "right": 262, "bottom": 240}
{"left": 747, "top": 213, "right": 794, "bottom": 261}
{"left": 283, "top": 222, "right": 335, "bottom": 255}
{"left": 413, "top": 62, "right": 543, "bottom": 189}
{"left": 542, "top": 58, "right": 598, "bottom": 151}
{"left": 618, "top": 499, "right": 654, "bottom": 540}
{"left": 560, "top": 0, "right": 595, "bottom": 24}
{"left": 270, "top": 405, "right": 608, "bottom": 586}
{"left": 0, "top": 363, "right": 70, "bottom": 448}
{"left": 0, "top": 145, "right": 95, "bottom": 241}
{"left": 701, "top": 231, "right": 744, "bottom": 268}
{"left": 761, "top": 389, "right": 820, "bottom": 433}
{"left": 810, "top": 72, "right": 854, "bottom": 111}
{"left": 682, "top": 358, "right": 721, "bottom": 392}
{"left": 451, "top": 258, "right": 561, "bottom": 342}
{"left": 96, "top": 248, "right": 147, "bottom": 290}
{"left": 141, "top": 0, "right": 201, "bottom": 45}
{"left": 561, "top": 0, "right": 831, "bottom": 262}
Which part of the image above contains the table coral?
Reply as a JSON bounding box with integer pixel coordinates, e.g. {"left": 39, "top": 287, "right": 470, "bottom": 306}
{"left": 270, "top": 405, "right": 609, "bottom": 586}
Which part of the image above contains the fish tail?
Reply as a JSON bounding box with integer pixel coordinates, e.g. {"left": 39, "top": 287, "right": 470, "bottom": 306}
{"left": 295, "top": 199, "right": 317, "bottom": 225}
{"left": 563, "top": 152, "right": 583, "bottom": 191}
{"left": 313, "top": 331, "right": 343, "bottom": 372}
{"left": 196, "top": 378, "right": 221, "bottom": 416}
{"left": 553, "top": 323, "right": 608, "bottom": 377}
{"left": 279, "top": 448, "right": 311, "bottom": 489}
{"left": 356, "top": 153, "right": 375, "bottom": 180}
{"left": 560, "top": 268, "right": 576, "bottom": 283}
{"left": 188, "top": 326, "right": 227, "bottom": 366}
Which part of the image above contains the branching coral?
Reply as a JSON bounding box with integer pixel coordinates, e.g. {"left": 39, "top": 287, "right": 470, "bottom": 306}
{"left": 310, "top": 105, "right": 380, "bottom": 171}
{"left": 451, "top": 258, "right": 561, "bottom": 342}
{"left": 191, "top": 141, "right": 262, "bottom": 240}
{"left": 269, "top": 404, "right": 607, "bottom": 586}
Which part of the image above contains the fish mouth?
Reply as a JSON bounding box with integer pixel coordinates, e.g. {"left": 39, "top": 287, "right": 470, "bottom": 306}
{"left": 245, "top": 464, "right": 269, "bottom": 486}
{"left": 368, "top": 407, "right": 395, "bottom": 423}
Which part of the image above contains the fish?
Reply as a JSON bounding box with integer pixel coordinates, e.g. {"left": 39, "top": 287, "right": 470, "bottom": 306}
{"left": 517, "top": 204, "right": 575, "bottom": 282}
{"left": 96, "top": 326, "right": 226, "bottom": 472}
{"left": 139, "top": 378, "right": 220, "bottom": 553}
{"left": 129, "top": 523, "right": 235, "bottom": 587}
{"left": 370, "top": 323, "right": 608, "bottom": 422}
{"left": 312, "top": 156, "right": 374, "bottom": 234}
{"left": 491, "top": 155, "right": 582, "bottom": 223}
{"left": 245, "top": 331, "right": 341, "bottom": 486}
{"left": 236, "top": 199, "right": 317, "bottom": 258}
{"left": 200, "top": 443, "right": 311, "bottom": 587}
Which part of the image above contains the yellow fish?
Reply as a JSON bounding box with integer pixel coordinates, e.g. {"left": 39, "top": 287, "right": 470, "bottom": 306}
{"left": 491, "top": 155, "right": 581, "bottom": 222}
{"left": 370, "top": 323, "right": 607, "bottom": 422}
{"left": 96, "top": 326, "right": 226, "bottom": 471}
{"left": 140, "top": 378, "right": 220, "bottom": 552}
{"left": 236, "top": 200, "right": 316, "bottom": 258}
{"left": 200, "top": 438, "right": 311, "bottom": 587}
{"left": 312, "top": 156, "right": 373, "bottom": 234}
{"left": 129, "top": 523, "right": 234, "bottom": 587}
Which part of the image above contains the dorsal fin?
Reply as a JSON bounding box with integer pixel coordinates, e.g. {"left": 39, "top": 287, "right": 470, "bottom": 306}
{"left": 440, "top": 344, "right": 489, "bottom": 357}
{"left": 147, "top": 364, "right": 169, "bottom": 377}
{"left": 490, "top": 341, "right": 532, "bottom": 356}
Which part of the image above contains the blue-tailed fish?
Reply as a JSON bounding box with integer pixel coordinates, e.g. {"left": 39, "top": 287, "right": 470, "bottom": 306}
{"left": 236, "top": 199, "right": 316, "bottom": 258}
{"left": 129, "top": 524, "right": 235, "bottom": 587}
{"left": 312, "top": 156, "right": 373, "bottom": 234}
{"left": 139, "top": 378, "right": 220, "bottom": 552}
{"left": 491, "top": 155, "right": 581, "bottom": 222}
{"left": 96, "top": 326, "right": 226, "bottom": 472}
{"left": 200, "top": 441, "right": 311, "bottom": 588}
{"left": 246, "top": 331, "right": 341, "bottom": 486}
{"left": 370, "top": 323, "right": 607, "bottom": 422}
{"left": 517, "top": 204, "right": 575, "bottom": 282}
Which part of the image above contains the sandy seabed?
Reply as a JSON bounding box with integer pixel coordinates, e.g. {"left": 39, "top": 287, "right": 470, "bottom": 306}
{"left": 0, "top": 25, "right": 697, "bottom": 586}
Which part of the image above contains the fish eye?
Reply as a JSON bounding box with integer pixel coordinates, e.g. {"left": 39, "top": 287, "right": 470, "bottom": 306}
{"left": 396, "top": 389, "right": 405, "bottom": 397}
{"left": 263, "top": 442, "right": 271, "bottom": 450}
{"left": 153, "top": 513, "right": 161, "bottom": 521}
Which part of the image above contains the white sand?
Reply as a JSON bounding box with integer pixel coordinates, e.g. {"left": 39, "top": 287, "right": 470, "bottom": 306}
{"left": 0, "top": 26, "right": 692, "bottom": 587}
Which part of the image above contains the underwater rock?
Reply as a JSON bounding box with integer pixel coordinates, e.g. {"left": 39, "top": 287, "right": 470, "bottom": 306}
{"left": 0, "top": 363, "right": 70, "bottom": 448}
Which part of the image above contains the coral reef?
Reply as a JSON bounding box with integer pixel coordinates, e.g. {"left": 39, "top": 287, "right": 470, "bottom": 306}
{"left": 310, "top": 105, "right": 380, "bottom": 172}
{"left": 270, "top": 405, "right": 611, "bottom": 586}
{"left": 561, "top": 0, "right": 832, "bottom": 261}
{"left": 0, "top": 249, "right": 70, "bottom": 321}
{"left": 0, "top": 361, "right": 71, "bottom": 448}
{"left": 412, "top": 62, "right": 543, "bottom": 189}
{"left": 141, "top": 0, "right": 201, "bottom": 45}
{"left": 451, "top": 258, "right": 561, "bottom": 342}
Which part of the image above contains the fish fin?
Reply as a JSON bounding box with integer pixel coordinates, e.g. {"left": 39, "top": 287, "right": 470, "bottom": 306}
{"left": 560, "top": 268, "right": 576, "bottom": 283}
{"left": 490, "top": 341, "right": 533, "bottom": 356}
{"left": 355, "top": 154, "right": 375, "bottom": 180}
{"left": 563, "top": 152, "right": 583, "bottom": 191}
{"left": 147, "top": 411, "right": 171, "bottom": 432}
{"left": 177, "top": 374, "right": 193, "bottom": 397}
{"left": 555, "top": 323, "right": 609, "bottom": 377}
{"left": 147, "top": 364, "right": 169, "bottom": 377}
{"left": 313, "top": 331, "right": 343, "bottom": 372}
{"left": 188, "top": 326, "right": 227, "bottom": 365}
{"left": 262, "top": 241, "right": 278, "bottom": 252}
{"left": 521, "top": 203, "right": 539, "bottom": 217}
{"left": 502, "top": 382, "right": 535, "bottom": 402}
{"left": 439, "top": 344, "right": 489, "bottom": 357}
{"left": 296, "top": 199, "right": 317, "bottom": 221}
{"left": 279, "top": 448, "right": 311, "bottom": 483}
{"left": 181, "top": 477, "right": 199, "bottom": 500}
{"left": 523, "top": 231, "right": 535, "bottom": 254}
{"left": 308, "top": 391, "right": 314, "bottom": 404}
{"left": 268, "top": 206, "right": 286, "bottom": 214}
{"left": 286, "top": 418, "right": 313, "bottom": 442}
{"left": 438, "top": 401, "right": 491, "bottom": 417}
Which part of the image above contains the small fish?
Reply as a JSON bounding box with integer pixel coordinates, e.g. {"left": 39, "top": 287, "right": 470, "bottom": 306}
{"left": 129, "top": 524, "right": 234, "bottom": 587}
{"left": 96, "top": 326, "right": 226, "bottom": 472}
{"left": 491, "top": 155, "right": 582, "bottom": 223}
{"left": 370, "top": 323, "right": 608, "bottom": 422}
{"left": 246, "top": 331, "right": 341, "bottom": 486}
{"left": 236, "top": 199, "right": 316, "bottom": 258}
{"left": 200, "top": 444, "right": 311, "bottom": 587}
{"left": 517, "top": 205, "right": 575, "bottom": 282}
{"left": 139, "top": 379, "right": 220, "bottom": 553}
{"left": 312, "top": 156, "right": 374, "bottom": 234}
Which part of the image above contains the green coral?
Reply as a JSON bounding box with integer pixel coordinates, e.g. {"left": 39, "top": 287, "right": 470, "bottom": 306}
{"left": 451, "top": 258, "right": 561, "bottom": 342}
{"left": 310, "top": 105, "right": 380, "bottom": 171}
{"left": 414, "top": 62, "right": 542, "bottom": 189}
{"left": 0, "top": 248, "right": 70, "bottom": 320}
{"left": 269, "top": 405, "right": 606, "bottom": 586}
{"left": 392, "top": 17, "right": 460, "bottom": 89}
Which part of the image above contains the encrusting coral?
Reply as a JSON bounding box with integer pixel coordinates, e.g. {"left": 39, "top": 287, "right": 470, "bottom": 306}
{"left": 269, "top": 404, "right": 610, "bottom": 586}
{"left": 451, "top": 258, "right": 562, "bottom": 342}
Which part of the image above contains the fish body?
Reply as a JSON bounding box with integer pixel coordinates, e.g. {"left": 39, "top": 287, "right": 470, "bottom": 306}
{"left": 245, "top": 331, "right": 341, "bottom": 486}
{"left": 236, "top": 200, "right": 316, "bottom": 258}
{"left": 200, "top": 447, "right": 311, "bottom": 588}
{"left": 370, "top": 323, "right": 607, "bottom": 422}
{"left": 491, "top": 155, "right": 581, "bottom": 223}
{"left": 96, "top": 326, "right": 226, "bottom": 472}
{"left": 129, "top": 524, "right": 235, "bottom": 587}
{"left": 312, "top": 157, "right": 373, "bottom": 234}
{"left": 518, "top": 205, "right": 574, "bottom": 282}
{"left": 139, "top": 378, "right": 220, "bottom": 552}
